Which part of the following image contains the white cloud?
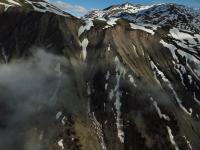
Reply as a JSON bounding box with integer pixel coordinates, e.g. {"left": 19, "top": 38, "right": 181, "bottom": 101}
{"left": 49, "top": 0, "right": 88, "bottom": 15}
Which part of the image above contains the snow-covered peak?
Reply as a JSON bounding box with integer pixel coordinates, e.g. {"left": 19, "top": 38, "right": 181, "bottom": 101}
{"left": 85, "top": 3, "right": 156, "bottom": 19}
{"left": 85, "top": 3, "right": 200, "bottom": 32}
{"left": 0, "top": 0, "right": 72, "bottom": 17}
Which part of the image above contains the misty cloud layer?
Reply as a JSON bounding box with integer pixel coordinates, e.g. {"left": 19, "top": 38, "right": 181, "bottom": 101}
{"left": 0, "top": 49, "right": 71, "bottom": 150}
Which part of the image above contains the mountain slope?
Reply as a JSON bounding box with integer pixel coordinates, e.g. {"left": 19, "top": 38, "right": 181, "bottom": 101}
{"left": 0, "top": 1, "right": 200, "bottom": 150}
{"left": 85, "top": 3, "right": 200, "bottom": 32}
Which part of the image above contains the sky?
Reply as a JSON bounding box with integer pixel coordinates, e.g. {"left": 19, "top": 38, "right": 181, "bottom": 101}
{"left": 49, "top": 0, "right": 200, "bottom": 16}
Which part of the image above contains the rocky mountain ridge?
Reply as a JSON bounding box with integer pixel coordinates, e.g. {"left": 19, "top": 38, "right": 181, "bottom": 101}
{"left": 0, "top": 1, "right": 200, "bottom": 150}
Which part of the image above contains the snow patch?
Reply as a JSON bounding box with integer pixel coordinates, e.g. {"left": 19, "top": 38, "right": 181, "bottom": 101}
{"left": 109, "top": 89, "right": 114, "bottom": 100}
{"left": 166, "top": 126, "right": 179, "bottom": 150}
{"left": 177, "top": 50, "right": 200, "bottom": 78}
{"left": 183, "top": 136, "right": 192, "bottom": 150}
{"left": 87, "top": 83, "right": 91, "bottom": 95}
{"left": 80, "top": 38, "right": 89, "bottom": 60}
{"left": 132, "top": 44, "right": 139, "bottom": 57}
{"left": 128, "top": 74, "right": 137, "bottom": 87}
{"left": 107, "top": 44, "right": 111, "bottom": 52}
{"left": 188, "top": 75, "right": 193, "bottom": 84}
{"left": 61, "top": 116, "right": 67, "bottom": 125}
{"left": 78, "top": 19, "right": 94, "bottom": 37}
{"left": 7, "top": 0, "right": 21, "bottom": 6}
{"left": 150, "top": 60, "right": 192, "bottom": 115}
{"left": 104, "top": 18, "right": 119, "bottom": 29}
{"left": 0, "top": 2, "right": 12, "bottom": 11}
{"left": 56, "top": 111, "right": 62, "bottom": 119}
{"left": 58, "top": 139, "right": 64, "bottom": 150}
{"left": 113, "top": 56, "right": 126, "bottom": 143}
{"left": 105, "top": 71, "right": 110, "bottom": 80}
{"left": 150, "top": 98, "right": 170, "bottom": 121}
{"left": 169, "top": 28, "right": 197, "bottom": 45}
{"left": 105, "top": 83, "right": 108, "bottom": 90}
{"left": 160, "top": 40, "right": 178, "bottom": 61}
{"left": 130, "top": 23, "right": 155, "bottom": 35}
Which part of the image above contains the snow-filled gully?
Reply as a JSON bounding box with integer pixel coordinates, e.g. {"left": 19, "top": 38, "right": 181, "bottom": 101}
{"left": 150, "top": 59, "right": 192, "bottom": 116}
{"left": 78, "top": 19, "right": 93, "bottom": 61}
{"left": 107, "top": 56, "right": 126, "bottom": 143}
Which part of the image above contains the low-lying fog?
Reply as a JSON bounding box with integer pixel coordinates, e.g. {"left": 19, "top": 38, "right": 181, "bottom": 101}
{"left": 0, "top": 49, "right": 81, "bottom": 150}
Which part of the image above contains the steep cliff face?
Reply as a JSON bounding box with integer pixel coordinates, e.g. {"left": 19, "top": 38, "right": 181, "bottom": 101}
{"left": 0, "top": 1, "right": 200, "bottom": 150}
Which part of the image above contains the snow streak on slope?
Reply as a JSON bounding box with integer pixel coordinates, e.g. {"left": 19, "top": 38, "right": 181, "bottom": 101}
{"left": 164, "top": 27, "right": 200, "bottom": 78}
{"left": 166, "top": 126, "right": 179, "bottom": 150}
{"left": 58, "top": 139, "right": 64, "bottom": 150}
{"left": 169, "top": 28, "right": 200, "bottom": 52}
{"left": 160, "top": 40, "right": 178, "bottom": 61}
{"left": 78, "top": 19, "right": 94, "bottom": 36}
{"left": 150, "top": 97, "right": 170, "bottom": 121}
{"left": 80, "top": 39, "right": 89, "bottom": 60}
{"left": 0, "top": 1, "right": 17, "bottom": 11}
{"left": 130, "top": 23, "right": 155, "bottom": 35}
{"left": 25, "top": 0, "right": 70, "bottom": 16}
{"left": 108, "top": 56, "right": 126, "bottom": 143}
{"left": 7, "top": 0, "right": 21, "bottom": 6}
{"left": 150, "top": 60, "right": 192, "bottom": 115}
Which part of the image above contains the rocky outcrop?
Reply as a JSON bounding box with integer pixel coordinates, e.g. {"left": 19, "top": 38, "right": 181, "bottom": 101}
{"left": 0, "top": 1, "right": 200, "bottom": 150}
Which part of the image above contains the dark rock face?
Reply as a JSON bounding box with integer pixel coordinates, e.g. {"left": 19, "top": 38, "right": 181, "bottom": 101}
{"left": 0, "top": 2, "right": 200, "bottom": 150}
